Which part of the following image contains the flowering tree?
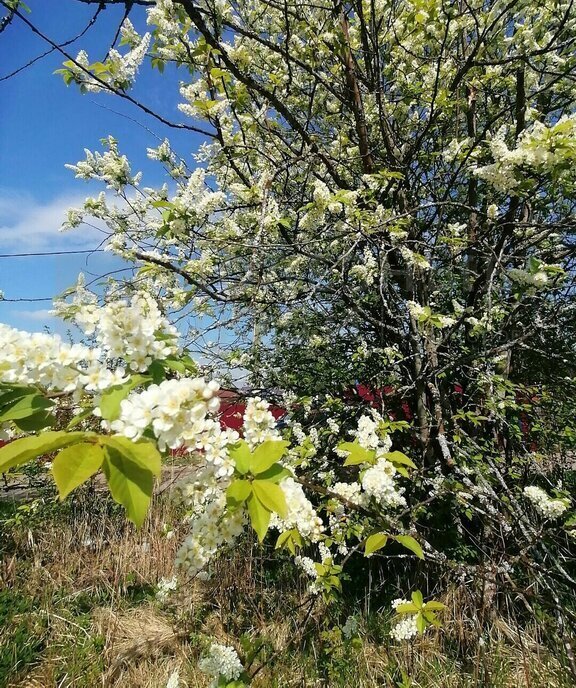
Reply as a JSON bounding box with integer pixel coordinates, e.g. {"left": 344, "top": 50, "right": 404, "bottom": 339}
{"left": 2, "top": 0, "right": 576, "bottom": 682}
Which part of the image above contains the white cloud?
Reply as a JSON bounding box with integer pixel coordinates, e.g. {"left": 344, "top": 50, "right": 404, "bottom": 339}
{"left": 9, "top": 308, "right": 57, "bottom": 323}
{"left": 0, "top": 190, "right": 109, "bottom": 250}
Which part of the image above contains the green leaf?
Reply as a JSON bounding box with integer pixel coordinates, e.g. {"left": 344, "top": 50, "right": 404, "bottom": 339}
{"left": 0, "top": 385, "right": 38, "bottom": 409}
{"left": 226, "top": 479, "right": 252, "bottom": 508}
{"left": 395, "top": 535, "right": 424, "bottom": 560}
{"left": 383, "top": 451, "right": 417, "bottom": 469}
{"left": 275, "top": 529, "right": 296, "bottom": 553}
{"left": 338, "top": 441, "right": 375, "bottom": 466}
{"left": 0, "top": 431, "right": 92, "bottom": 474}
{"left": 52, "top": 443, "right": 105, "bottom": 499}
{"left": 252, "top": 480, "right": 288, "bottom": 518}
{"left": 416, "top": 613, "right": 427, "bottom": 634}
{"left": 423, "top": 601, "right": 446, "bottom": 611}
{"left": 99, "top": 375, "right": 148, "bottom": 422}
{"left": 395, "top": 602, "right": 420, "bottom": 614}
{"left": 100, "top": 436, "right": 161, "bottom": 476}
{"left": 13, "top": 410, "right": 56, "bottom": 432}
{"left": 411, "top": 590, "right": 424, "bottom": 608}
{"left": 102, "top": 445, "right": 154, "bottom": 527}
{"left": 250, "top": 440, "right": 289, "bottom": 474}
{"left": 0, "top": 394, "right": 54, "bottom": 422}
{"left": 256, "top": 463, "right": 292, "bottom": 483}
{"left": 247, "top": 493, "right": 271, "bottom": 541}
{"left": 364, "top": 532, "right": 388, "bottom": 555}
{"left": 229, "top": 440, "right": 252, "bottom": 474}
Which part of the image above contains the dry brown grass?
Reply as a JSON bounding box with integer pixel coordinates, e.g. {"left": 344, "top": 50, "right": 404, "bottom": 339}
{"left": 2, "top": 489, "right": 574, "bottom": 688}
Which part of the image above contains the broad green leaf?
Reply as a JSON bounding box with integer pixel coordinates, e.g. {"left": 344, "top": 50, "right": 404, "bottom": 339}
{"left": 102, "top": 445, "right": 154, "bottom": 527}
{"left": 229, "top": 439, "right": 252, "bottom": 474}
{"left": 383, "top": 451, "right": 417, "bottom": 469}
{"left": 0, "top": 394, "right": 54, "bottom": 422}
{"left": 411, "top": 590, "right": 424, "bottom": 608}
{"left": 256, "top": 463, "right": 292, "bottom": 483}
{"left": 275, "top": 529, "right": 296, "bottom": 553}
{"left": 98, "top": 375, "right": 148, "bottom": 422}
{"left": 416, "top": 613, "right": 427, "bottom": 634}
{"left": 100, "top": 436, "right": 161, "bottom": 476}
{"left": 0, "top": 431, "right": 92, "bottom": 474}
{"left": 395, "top": 535, "right": 424, "bottom": 560}
{"left": 250, "top": 440, "right": 289, "bottom": 474}
{"left": 338, "top": 441, "right": 375, "bottom": 466}
{"left": 395, "top": 602, "right": 419, "bottom": 614}
{"left": 247, "top": 493, "right": 271, "bottom": 541}
{"left": 423, "top": 601, "right": 446, "bottom": 611}
{"left": 52, "top": 443, "right": 105, "bottom": 499}
{"left": 226, "top": 479, "right": 252, "bottom": 507}
{"left": 364, "top": 532, "right": 388, "bottom": 555}
{"left": 13, "top": 410, "right": 56, "bottom": 432}
{"left": 0, "top": 385, "right": 38, "bottom": 409}
{"left": 252, "top": 479, "right": 288, "bottom": 518}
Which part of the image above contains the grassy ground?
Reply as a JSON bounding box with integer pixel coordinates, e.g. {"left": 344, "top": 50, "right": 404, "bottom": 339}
{"left": 0, "top": 483, "right": 573, "bottom": 688}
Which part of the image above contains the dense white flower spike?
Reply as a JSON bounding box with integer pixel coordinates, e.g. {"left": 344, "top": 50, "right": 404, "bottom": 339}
{"left": 242, "top": 396, "right": 282, "bottom": 448}
{"left": 198, "top": 642, "right": 244, "bottom": 683}
{"left": 274, "top": 477, "right": 325, "bottom": 541}
{"left": 362, "top": 458, "right": 406, "bottom": 508}
{"left": 389, "top": 613, "right": 419, "bottom": 642}
{"left": 524, "top": 486, "right": 568, "bottom": 519}
{"left": 109, "top": 377, "right": 220, "bottom": 450}
{"left": 75, "top": 292, "right": 179, "bottom": 372}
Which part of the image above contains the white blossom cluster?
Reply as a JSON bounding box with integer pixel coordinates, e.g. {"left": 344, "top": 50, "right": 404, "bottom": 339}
{"left": 524, "top": 486, "right": 568, "bottom": 519}
{"left": 156, "top": 576, "right": 178, "bottom": 602}
{"left": 70, "top": 25, "right": 150, "bottom": 94}
{"left": 353, "top": 412, "right": 392, "bottom": 452}
{"left": 474, "top": 116, "right": 576, "bottom": 193}
{"left": 0, "top": 323, "right": 128, "bottom": 396}
{"left": 273, "top": 477, "right": 324, "bottom": 541}
{"left": 362, "top": 457, "right": 407, "bottom": 508}
{"left": 508, "top": 268, "right": 549, "bottom": 288}
{"left": 243, "top": 396, "right": 282, "bottom": 448}
{"left": 198, "top": 642, "right": 244, "bottom": 684}
{"left": 74, "top": 292, "right": 179, "bottom": 372}
{"left": 66, "top": 136, "right": 142, "bottom": 190}
{"left": 109, "top": 377, "right": 220, "bottom": 450}
{"left": 389, "top": 599, "right": 420, "bottom": 642}
{"left": 176, "top": 491, "right": 246, "bottom": 577}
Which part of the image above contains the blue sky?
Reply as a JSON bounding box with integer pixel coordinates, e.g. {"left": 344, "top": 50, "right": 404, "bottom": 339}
{"left": 0, "top": 1, "right": 204, "bottom": 332}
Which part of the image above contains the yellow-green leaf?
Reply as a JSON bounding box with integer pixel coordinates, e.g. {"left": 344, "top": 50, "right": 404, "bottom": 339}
{"left": 339, "top": 441, "right": 375, "bottom": 466}
{"left": 0, "top": 431, "right": 92, "bottom": 474}
{"left": 247, "top": 493, "right": 271, "bottom": 541}
{"left": 100, "top": 436, "right": 161, "bottom": 476}
{"left": 416, "top": 612, "right": 427, "bottom": 634}
{"left": 229, "top": 439, "right": 252, "bottom": 474}
{"left": 252, "top": 480, "right": 288, "bottom": 518}
{"left": 250, "top": 440, "right": 289, "bottom": 475}
{"left": 364, "top": 532, "right": 388, "bottom": 556}
{"left": 226, "top": 479, "right": 252, "bottom": 508}
{"left": 395, "top": 602, "right": 419, "bottom": 614}
{"left": 102, "top": 445, "right": 154, "bottom": 528}
{"left": 383, "top": 451, "right": 416, "bottom": 469}
{"left": 411, "top": 590, "right": 424, "bottom": 608}
{"left": 423, "top": 601, "right": 446, "bottom": 611}
{"left": 395, "top": 535, "right": 424, "bottom": 559}
{"left": 52, "top": 443, "right": 105, "bottom": 499}
{"left": 98, "top": 375, "right": 148, "bottom": 422}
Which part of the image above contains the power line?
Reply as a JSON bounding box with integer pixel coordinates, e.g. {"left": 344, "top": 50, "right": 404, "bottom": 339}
{"left": 0, "top": 249, "right": 105, "bottom": 258}
{"left": 0, "top": 297, "right": 53, "bottom": 303}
